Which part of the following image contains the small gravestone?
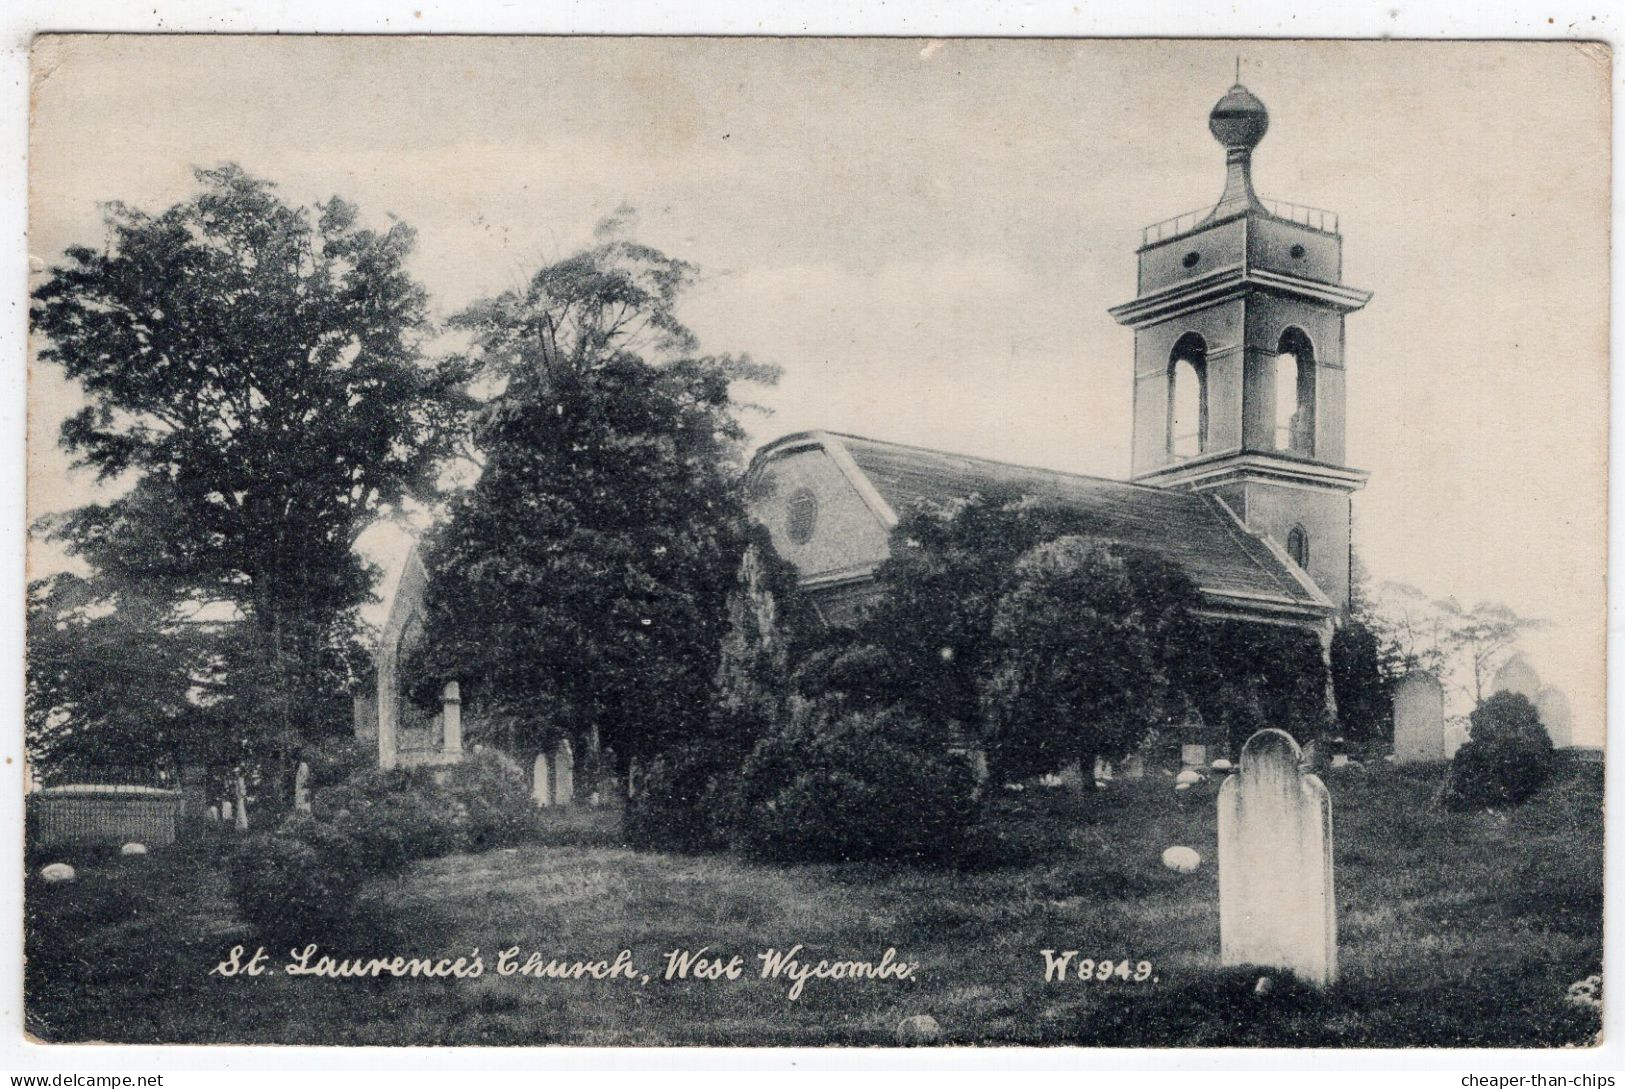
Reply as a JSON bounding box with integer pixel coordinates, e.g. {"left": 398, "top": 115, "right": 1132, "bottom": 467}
{"left": 895, "top": 1014, "right": 942, "bottom": 1045}
{"left": 1161, "top": 846, "right": 1201, "bottom": 873}
{"left": 1535, "top": 687, "right": 1574, "bottom": 749}
{"left": 207, "top": 804, "right": 221, "bottom": 824}
{"left": 1121, "top": 755, "right": 1145, "bottom": 780}
{"left": 555, "top": 740, "right": 575, "bottom": 807}
{"left": 1174, "top": 768, "right": 1202, "bottom": 786}
{"left": 220, "top": 800, "right": 233, "bottom": 822}
{"left": 1393, "top": 672, "right": 1446, "bottom": 763}
{"left": 1218, "top": 728, "right": 1337, "bottom": 988}
{"left": 532, "top": 752, "right": 553, "bottom": 808}
{"left": 1330, "top": 754, "right": 1349, "bottom": 769}
{"left": 121, "top": 842, "right": 147, "bottom": 857}
{"left": 1181, "top": 743, "right": 1208, "bottom": 767}
{"left": 1444, "top": 721, "right": 1470, "bottom": 759}
{"left": 1492, "top": 655, "right": 1541, "bottom": 702}
{"left": 293, "top": 761, "right": 312, "bottom": 814}
{"left": 40, "top": 863, "right": 75, "bottom": 884}
{"left": 234, "top": 774, "right": 249, "bottom": 832}
{"left": 1211, "top": 758, "right": 1233, "bottom": 772}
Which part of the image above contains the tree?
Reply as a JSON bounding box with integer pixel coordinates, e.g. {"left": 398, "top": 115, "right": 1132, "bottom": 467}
{"left": 980, "top": 535, "right": 1204, "bottom": 783}
{"left": 1331, "top": 555, "right": 1400, "bottom": 744}
{"left": 412, "top": 225, "right": 777, "bottom": 769}
{"left": 1369, "top": 583, "right": 1545, "bottom": 703}
{"left": 1435, "top": 599, "right": 1548, "bottom": 703}
{"left": 29, "top": 165, "right": 469, "bottom": 767}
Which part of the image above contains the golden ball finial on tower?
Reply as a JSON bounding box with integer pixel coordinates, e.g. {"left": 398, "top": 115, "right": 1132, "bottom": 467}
{"left": 1209, "top": 82, "right": 1269, "bottom": 150}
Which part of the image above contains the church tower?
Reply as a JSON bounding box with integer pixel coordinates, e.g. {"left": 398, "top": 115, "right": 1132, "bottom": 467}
{"left": 1110, "top": 80, "right": 1371, "bottom": 610}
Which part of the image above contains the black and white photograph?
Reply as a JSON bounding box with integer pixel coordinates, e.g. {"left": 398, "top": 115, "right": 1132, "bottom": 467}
{"left": 17, "top": 33, "right": 1610, "bottom": 1052}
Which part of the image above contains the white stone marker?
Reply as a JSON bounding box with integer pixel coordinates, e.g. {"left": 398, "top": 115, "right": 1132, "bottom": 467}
{"left": 1392, "top": 672, "right": 1446, "bottom": 763}
{"left": 1218, "top": 728, "right": 1337, "bottom": 988}
{"left": 121, "top": 842, "right": 147, "bottom": 857}
{"left": 293, "top": 761, "right": 312, "bottom": 814}
{"left": 554, "top": 740, "right": 575, "bottom": 807}
{"left": 40, "top": 863, "right": 76, "bottom": 884}
{"left": 1444, "top": 721, "right": 1470, "bottom": 760}
{"left": 1491, "top": 655, "right": 1541, "bottom": 703}
{"left": 532, "top": 752, "right": 552, "bottom": 808}
{"left": 1535, "top": 687, "right": 1573, "bottom": 749}
{"left": 234, "top": 773, "right": 249, "bottom": 832}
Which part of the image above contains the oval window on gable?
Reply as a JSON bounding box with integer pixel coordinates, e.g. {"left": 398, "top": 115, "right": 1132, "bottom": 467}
{"left": 786, "top": 488, "right": 819, "bottom": 545}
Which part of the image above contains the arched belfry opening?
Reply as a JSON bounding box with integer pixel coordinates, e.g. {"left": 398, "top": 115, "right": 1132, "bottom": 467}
{"left": 1274, "top": 327, "right": 1316, "bottom": 456}
{"left": 1287, "top": 524, "right": 1310, "bottom": 570}
{"left": 1167, "top": 333, "right": 1208, "bottom": 460}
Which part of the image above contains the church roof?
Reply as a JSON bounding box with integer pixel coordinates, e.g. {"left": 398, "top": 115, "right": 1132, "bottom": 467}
{"left": 755, "top": 431, "right": 1331, "bottom": 620}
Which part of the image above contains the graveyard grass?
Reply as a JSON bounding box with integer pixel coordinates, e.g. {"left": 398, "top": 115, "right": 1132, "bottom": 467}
{"left": 26, "top": 760, "right": 1603, "bottom": 1047}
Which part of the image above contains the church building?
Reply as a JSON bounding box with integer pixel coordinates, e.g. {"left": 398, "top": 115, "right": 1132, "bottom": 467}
{"left": 363, "top": 79, "right": 1370, "bottom": 773}
{"left": 748, "top": 81, "right": 1370, "bottom": 650}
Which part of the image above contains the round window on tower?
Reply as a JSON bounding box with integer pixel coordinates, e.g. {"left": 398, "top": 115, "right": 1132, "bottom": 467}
{"left": 1289, "top": 244, "right": 1306, "bottom": 259}
{"left": 786, "top": 488, "right": 819, "bottom": 546}
{"left": 1182, "top": 251, "right": 1201, "bottom": 269}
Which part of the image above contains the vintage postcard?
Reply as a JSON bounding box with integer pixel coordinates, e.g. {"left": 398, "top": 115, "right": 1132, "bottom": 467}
{"left": 22, "top": 36, "right": 1608, "bottom": 1049}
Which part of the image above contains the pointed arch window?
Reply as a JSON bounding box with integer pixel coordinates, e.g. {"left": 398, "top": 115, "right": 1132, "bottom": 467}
{"left": 1274, "top": 328, "right": 1316, "bottom": 456}
{"left": 1167, "top": 333, "right": 1208, "bottom": 460}
{"left": 1286, "top": 525, "right": 1310, "bottom": 570}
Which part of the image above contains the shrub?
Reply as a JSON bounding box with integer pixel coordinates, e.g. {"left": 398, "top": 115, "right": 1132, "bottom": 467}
{"left": 734, "top": 699, "right": 977, "bottom": 864}
{"left": 1442, "top": 692, "right": 1555, "bottom": 810}
{"left": 440, "top": 748, "right": 535, "bottom": 850}
{"left": 228, "top": 818, "right": 366, "bottom": 942}
{"left": 624, "top": 741, "right": 740, "bottom": 853}
{"left": 310, "top": 767, "right": 471, "bottom": 874}
{"left": 301, "top": 735, "right": 370, "bottom": 790}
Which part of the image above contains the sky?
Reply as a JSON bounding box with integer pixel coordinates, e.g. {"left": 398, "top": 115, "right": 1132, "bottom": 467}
{"left": 26, "top": 36, "right": 1610, "bottom": 742}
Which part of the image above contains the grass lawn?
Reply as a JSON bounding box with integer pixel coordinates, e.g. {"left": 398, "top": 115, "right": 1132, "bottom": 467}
{"left": 25, "top": 759, "right": 1603, "bottom": 1047}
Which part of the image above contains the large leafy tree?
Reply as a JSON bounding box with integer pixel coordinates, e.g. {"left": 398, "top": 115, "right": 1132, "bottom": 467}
{"left": 29, "top": 165, "right": 469, "bottom": 767}
{"left": 411, "top": 227, "right": 777, "bottom": 768}
{"left": 980, "top": 535, "right": 1204, "bottom": 782}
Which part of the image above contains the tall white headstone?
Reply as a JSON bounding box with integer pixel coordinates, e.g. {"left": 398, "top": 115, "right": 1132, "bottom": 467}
{"left": 1218, "top": 728, "right": 1337, "bottom": 988}
{"left": 441, "top": 681, "right": 463, "bottom": 756}
{"left": 293, "top": 761, "right": 312, "bottom": 814}
{"left": 1392, "top": 672, "right": 1446, "bottom": 763}
{"left": 1535, "top": 686, "right": 1574, "bottom": 749}
{"left": 1491, "top": 655, "right": 1541, "bottom": 703}
{"left": 233, "top": 773, "right": 249, "bottom": 832}
{"left": 555, "top": 740, "right": 575, "bottom": 807}
{"left": 533, "top": 752, "right": 552, "bottom": 807}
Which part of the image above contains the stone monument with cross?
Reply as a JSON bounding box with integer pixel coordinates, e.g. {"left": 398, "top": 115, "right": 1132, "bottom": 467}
{"left": 1218, "top": 728, "right": 1337, "bottom": 987}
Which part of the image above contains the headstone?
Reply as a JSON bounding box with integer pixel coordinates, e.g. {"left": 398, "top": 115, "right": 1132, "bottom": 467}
{"left": 966, "top": 749, "right": 990, "bottom": 783}
{"left": 220, "top": 800, "right": 233, "bottom": 822}
{"left": 627, "top": 758, "right": 640, "bottom": 799}
{"left": 233, "top": 774, "right": 249, "bottom": 832}
{"left": 1444, "top": 721, "right": 1470, "bottom": 759}
{"left": 1535, "top": 687, "right": 1574, "bottom": 749}
{"left": 1392, "top": 672, "right": 1446, "bottom": 763}
{"left": 1174, "top": 768, "right": 1203, "bottom": 786}
{"left": 207, "top": 804, "right": 221, "bottom": 824}
{"left": 293, "top": 761, "right": 312, "bottom": 814}
{"left": 1058, "top": 760, "right": 1084, "bottom": 789}
{"left": 179, "top": 765, "right": 208, "bottom": 828}
{"left": 1218, "top": 728, "right": 1337, "bottom": 988}
{"left": 1093, "top": 756, "right": 1114, "bottom": 782}
{"left": 39, "top": 863, "right": 76, "bottom": 884}
{"left": 532, "top": 752, "right": 553, "bottom": 807}
{"left": 554, "top": 740, "right": 575, "bottom": 807}
{"left": 1211, "top": 758, "right": 1233, "bottom": 772}
{"left": 1181, "top": 744, "right": 1208, "bottom": 768}
{"left": 1121, "top": 755, "right": 1145, "bottom": 780}
{"left": 1491, "top": 655, "right": 1541, "bottom": 703}
{"left": 1331, "top": 754, "right": 1349, "bottom": 769}
{"left": 441, "top": 681, "right": 463, "bottom": 756}
{"left": 1161, "top": 846, "right": 1201, "bottom": 873}
{"left": 121, "top": 842, "right": 147, "bottom": 857}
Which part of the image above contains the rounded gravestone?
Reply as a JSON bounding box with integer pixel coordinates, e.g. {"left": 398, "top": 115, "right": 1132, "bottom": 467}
{"left": 1175, "top": 769, "right": 1203, "bottom": 786}
{"left": 895, "top": 1014, "right": 942, "bottom": 1046}
{"left": 1535, "top": 687, "right": 1574, "bottom": 749}
{"left": 1175, "top": 782, "right": 1193, "bottom": 792}
{"left": 39, "top": 863, "right": 75, "bottom": 884}
{"left": 1491, "top": 655, "right": 1541, "bottom": 703}
{"left": 1161, "top": 846, "right": 1201, "bottom": 873}
{"left": 120, "top": 842, "right": 147, "bottom": 857}
{"left": 1211, "top": 758, "right": 1234, "bottom": 772}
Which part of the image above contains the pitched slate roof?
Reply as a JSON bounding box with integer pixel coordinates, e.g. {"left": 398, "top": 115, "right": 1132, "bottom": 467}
{"left": 811, "top": 432, "right": 1330, "bottom": 617}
